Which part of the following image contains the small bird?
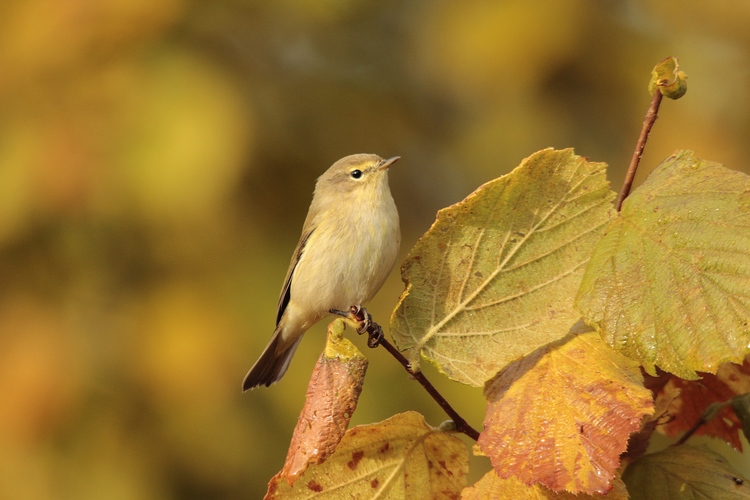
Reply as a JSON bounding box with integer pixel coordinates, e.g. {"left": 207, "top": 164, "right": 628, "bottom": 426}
{"left": 243, "top": 154, "right": 401, "bottom": 390}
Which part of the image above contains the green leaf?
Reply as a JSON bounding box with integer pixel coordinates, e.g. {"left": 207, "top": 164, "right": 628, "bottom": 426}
{"left": 622, "top": 446, "right": 750, "bottom": 499}
{"left": 576, "top": 151, "right": 750, "bottom": 379}
{"left": 391, "top": 149, "right": 616, "bottom": 386}
{"left": 648, "top": 56, "right": 688, "bottom": 100}
{"left": 731, "top": 393, "right": 750, "bottom": 445}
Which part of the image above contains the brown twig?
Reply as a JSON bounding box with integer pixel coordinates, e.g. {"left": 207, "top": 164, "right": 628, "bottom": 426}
{"left": 672, "top": 401, "right": 727, "bottom": 447}
{"left": 616, "top": 90, "right": 663, "bottom": 211}
{"left": 672, "top": 416, "right": 706, "bottom": 447}
{"left": 377, "top": 337, "right": 481, "bottom": 441}
{"left": 333, "top": 306, "right": 481, "bottom": 441}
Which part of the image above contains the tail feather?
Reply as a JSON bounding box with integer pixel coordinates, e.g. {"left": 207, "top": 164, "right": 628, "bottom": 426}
{"left": 242, "top": 330, "right": 302, "bottom": 391}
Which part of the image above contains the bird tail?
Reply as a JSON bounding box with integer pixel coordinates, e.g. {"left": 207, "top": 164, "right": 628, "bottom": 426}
{"left": 242, "top": 328, "right": 302, "bottom": 391}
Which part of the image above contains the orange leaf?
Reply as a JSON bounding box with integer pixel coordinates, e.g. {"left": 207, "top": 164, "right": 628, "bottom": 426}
{"left": 479, "top": 329, "right": 653, "bottom": 494}
{"left": 278, "top": 320, "right": 368, "bottom": 484}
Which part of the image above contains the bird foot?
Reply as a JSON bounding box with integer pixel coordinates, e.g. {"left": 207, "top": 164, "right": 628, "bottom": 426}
{"left": 350, "top": 305, "right": 384, "bottom": 347}
{"left": 330, "top": 308, "right": 350, "bottom": 318}
{"left": 329, "top": 305, "right": 384, "bottom": 347}
{"left": 350, "top": 305, "right": 371, "bottom": 334}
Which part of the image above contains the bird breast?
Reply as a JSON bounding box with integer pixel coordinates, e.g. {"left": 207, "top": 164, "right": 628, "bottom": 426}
{"left": 291, "top": 189, "right": 400, "bottom": 314}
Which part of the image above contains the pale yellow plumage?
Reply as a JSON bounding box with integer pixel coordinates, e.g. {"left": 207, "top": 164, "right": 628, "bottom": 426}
{"left": 242, "top": 154, "right": 400, "bottom": 390}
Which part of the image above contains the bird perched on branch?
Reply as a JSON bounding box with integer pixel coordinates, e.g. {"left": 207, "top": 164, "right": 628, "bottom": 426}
{"left": 243, "top": 154, "right": 401, "bottom": 390}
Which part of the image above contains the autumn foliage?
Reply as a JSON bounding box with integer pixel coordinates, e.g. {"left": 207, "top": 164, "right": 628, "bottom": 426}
{"left": 264, "top": 66, "right": 750, "bottom": 496}
{"left": 264, "top": 144, "right": 750, "bottom": 498}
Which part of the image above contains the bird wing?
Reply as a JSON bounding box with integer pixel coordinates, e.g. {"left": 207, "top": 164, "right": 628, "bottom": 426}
{"left": 275, "top": 228, "right": 314, "bottom": 326}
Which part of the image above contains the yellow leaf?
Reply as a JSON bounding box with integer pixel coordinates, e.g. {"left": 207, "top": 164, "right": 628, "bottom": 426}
{"left": 478, "top": 329, "right": 653, "bottom": 494}
{"left": 391, "top": 148, "right": 616, "bottom": 386}
{"left": 577, "top": 151, "right": 750, "bottom": 379}
{"left": 623, "top": 446, "right": 750, "bottom": 498}
{"left": 461, "top": 469, "right": 629, "bottom": 500}
{"left": 266, "top": 411, "right": 468, "bottom": 499}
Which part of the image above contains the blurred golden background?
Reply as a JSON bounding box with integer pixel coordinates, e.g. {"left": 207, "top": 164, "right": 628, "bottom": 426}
{"left": 1, "top": 0, "right": 749, "bottom": 498}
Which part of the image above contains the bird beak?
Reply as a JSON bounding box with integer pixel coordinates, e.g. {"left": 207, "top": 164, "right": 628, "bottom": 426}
{"left": 378, "top": 156, "right": 401, "bottom": 171}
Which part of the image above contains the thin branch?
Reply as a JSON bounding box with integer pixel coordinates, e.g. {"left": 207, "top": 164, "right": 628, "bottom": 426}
{"left": 333, "top": 306, "right": 481, "bottom": 441}
{"left": 377, "top": 337, "right": 481, "bottom": 441}
{"left": 672, "top": 415, "right": 707, "bottom": 446}
{"left": 616, "top": 90, "right": 663, "bottom": 211}
{"left": 672, "top": 401, "right": 728, "bottom": 447}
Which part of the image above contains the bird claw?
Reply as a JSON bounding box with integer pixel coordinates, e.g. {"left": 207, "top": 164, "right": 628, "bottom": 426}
{"left": 350, "top": 305, "right": 372, "bottom": 334}
{"left": 329, "top": 306, "right": 369, "bottom": 329}
{"left": 367, "top": 323, "right": 384, "bottom": 348}
{"left": 338, "top": 305, "right": 382, "bottom": 347}
{"left": 328, "top": 306, "right": 384, "bottom": 348}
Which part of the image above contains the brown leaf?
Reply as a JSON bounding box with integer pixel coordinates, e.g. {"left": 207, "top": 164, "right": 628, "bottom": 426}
{"left": 479, "top": 328, "right": 653, "bottom": 494}
{"left": 651, "top": 356, "right": 750, "bottom": 450}
{"left": 278, "top": 320, "right": 368, "bottom": 484}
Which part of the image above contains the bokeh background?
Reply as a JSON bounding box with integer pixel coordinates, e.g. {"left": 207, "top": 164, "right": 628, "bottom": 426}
{"left": 1, "top": 0, "right": 750, "bottom": 498}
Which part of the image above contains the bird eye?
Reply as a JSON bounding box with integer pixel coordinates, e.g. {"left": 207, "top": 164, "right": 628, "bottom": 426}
{"left": 350, "top": 169, "right": 362, "bottom": 179}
